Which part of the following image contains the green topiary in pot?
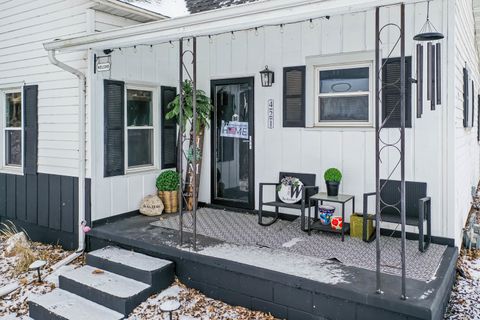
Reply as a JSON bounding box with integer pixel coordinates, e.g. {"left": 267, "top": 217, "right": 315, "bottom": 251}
{"left": 324, "top": 168, "right": 342, "bottom": 197}
{"left": 156, "top": 170, "right": 180, "bottom": 213}
{"left": 156, "top": 170, "right": 180, "bottom": 191}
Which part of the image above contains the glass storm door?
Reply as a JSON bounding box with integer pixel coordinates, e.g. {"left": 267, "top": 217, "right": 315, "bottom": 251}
{"left": 211, "top": 78, "right": 254, "bottom": 210}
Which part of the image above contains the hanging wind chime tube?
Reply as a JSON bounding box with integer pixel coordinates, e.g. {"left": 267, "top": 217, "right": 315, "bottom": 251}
{"left": 436, "top": 42, "right": 442, "bottom": 105}
{"left": 413, "top": 0, "right": 444, "bottom": 115}
{"left": 426, "top": 42, "right": 432, "bottom": 101}
{"left": 416, "top": 43, "right": 423, "bottom": 118}
{"left": 430, "top": 43, "right": 436, "bottom": 111}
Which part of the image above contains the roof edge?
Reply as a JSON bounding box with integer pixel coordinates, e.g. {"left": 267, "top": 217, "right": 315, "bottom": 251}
{"left": 93, "top": 0, "right": 169, "bottom": 21}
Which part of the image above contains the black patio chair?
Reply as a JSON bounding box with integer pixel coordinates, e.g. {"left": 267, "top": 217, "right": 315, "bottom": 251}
{"left": 362, "top": 180, "right": 431, "bottom": 252}
{"left": 258, "top": 172, "right": 318, "bottom": 231}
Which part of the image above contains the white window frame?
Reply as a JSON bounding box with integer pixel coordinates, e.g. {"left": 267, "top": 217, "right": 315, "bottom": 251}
{"left": 0, "top": 87, "right": 24, "bottom": 174}
{"left": 124, "top": 84, "right": 159, "bottom": 173}
{"left": 313, "top": 62, "right": 374, "bottom": 127}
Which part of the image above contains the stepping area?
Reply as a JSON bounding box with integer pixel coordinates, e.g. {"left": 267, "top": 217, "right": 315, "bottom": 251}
{"left": 28, "top": 246, "right": 174, "bottom": 320}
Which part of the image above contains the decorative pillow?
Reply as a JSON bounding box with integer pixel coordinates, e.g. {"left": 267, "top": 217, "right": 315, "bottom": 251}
{"left": 277, "top": 176, "right": 304, "bottom": 204}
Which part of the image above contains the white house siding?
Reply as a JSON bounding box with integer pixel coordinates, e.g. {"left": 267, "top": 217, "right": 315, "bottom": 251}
{"left": 91, "top": 1, "right": 463, "bottom": 243}
{"left": 0, "top": 0, "right": 97, "bottom": 177}
{"left": 454, "top": 0, "right": 480, "bottom": 245}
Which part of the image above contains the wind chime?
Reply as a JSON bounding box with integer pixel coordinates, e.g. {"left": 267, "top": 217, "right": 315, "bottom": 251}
{"left": 414, "top": 0, "right": 444, "bottom": 117}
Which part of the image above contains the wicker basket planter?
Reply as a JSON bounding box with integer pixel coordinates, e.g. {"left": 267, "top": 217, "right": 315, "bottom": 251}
{"left": 158, "top": 190, "right": 179, "bottom": 213}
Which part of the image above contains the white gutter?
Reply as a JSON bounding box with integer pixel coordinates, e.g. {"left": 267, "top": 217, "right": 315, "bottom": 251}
{"left": 44, "top": 0, "right": 427, "bottom": 52}
{"left": 47, "top": 50, "right": 87, "bottom": 255}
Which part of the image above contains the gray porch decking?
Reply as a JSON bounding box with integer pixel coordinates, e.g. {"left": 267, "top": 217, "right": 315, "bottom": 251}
{"left": 87, "top": 212, "right": 457, "bottom": 320}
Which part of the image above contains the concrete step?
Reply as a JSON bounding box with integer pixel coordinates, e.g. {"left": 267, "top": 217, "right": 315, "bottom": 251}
{"left": 86, "top": 246, "right": 174, "bottom": 291}
{"left": 29, "top": 288, "right": 123, "bottom": 320}
{"left": 59, "top": 265, "right": 151, "bottom": 316}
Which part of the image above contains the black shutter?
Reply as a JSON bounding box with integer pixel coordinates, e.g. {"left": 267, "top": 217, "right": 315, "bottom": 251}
{"left": 382, "top": 57, "right": 412, "bottom": 128}
{"left": 472, "top": 82, "right": 475, "bottom": 128}
{"left": 104, "top": 80, "right": 125, "bottom": 177}
{"left": 161, "top": 86, "right": 177, "bottom": 169}
{"left": 283, "top": 66, "right": 305, "bottom": 127}
{"left": 478, "top": 94, "right": 480, "bottom": 142}
{"left": 464, "top": 68, "right": 469, "bottom": 128}
{"left": 23, "top": 85, "right": 38, "bottom": 175}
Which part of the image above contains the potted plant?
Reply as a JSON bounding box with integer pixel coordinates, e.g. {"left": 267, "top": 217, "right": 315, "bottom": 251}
{"left": 156, "top": 170, "right": 180, "bottom": 213}
{"left": 166, "top": 80, "right": 213, "bottom": 210}
{"left": 324, "top": 168, "right": 342, "bottom": 197}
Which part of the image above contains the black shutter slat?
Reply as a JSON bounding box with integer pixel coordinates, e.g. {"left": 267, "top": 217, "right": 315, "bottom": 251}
{"left": 463, "top": 68, "right": 469, "bottom": 128}
{"left": 283, "top": 66, "right": 305, "bottom": 127}
{"left": 23, "top": 85, "right": 38, "bottom": 175}
{"left": 382, "top": 57, "right": 412, "bottom": 128}
{"left": 104, "top": 80, "right": 125, "bottom": 177}
{"left": 161, "top": 86, "right": 178, "bottom": 169}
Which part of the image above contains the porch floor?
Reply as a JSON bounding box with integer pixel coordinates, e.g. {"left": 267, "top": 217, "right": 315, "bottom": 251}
{"left": 88, "top": 211, "right": 457, "bottom": 320}
{"left": 151, "top": 208, "right": 445, "bottom": 282}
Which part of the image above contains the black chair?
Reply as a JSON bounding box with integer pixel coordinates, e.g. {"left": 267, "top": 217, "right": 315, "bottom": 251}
{"left": 258, "top": 172, "right": 318, "bottom": 231}
{"left": 363, "top": 180, "right": 431, "bottom": 252}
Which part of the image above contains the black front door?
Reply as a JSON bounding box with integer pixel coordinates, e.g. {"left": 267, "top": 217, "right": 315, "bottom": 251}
{"left": 211, "top": 78, "right": 255, "bottom": 210}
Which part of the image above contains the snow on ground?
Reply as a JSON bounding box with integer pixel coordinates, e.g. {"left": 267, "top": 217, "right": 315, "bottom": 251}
{"left": 0, "top": 235, "right": 83, "bottom": 317}
{"left": 445, "top": 250, "right": 480, "bottom": 319}
{"left": 129, "top": 280, "right": 276, "bottom": 320}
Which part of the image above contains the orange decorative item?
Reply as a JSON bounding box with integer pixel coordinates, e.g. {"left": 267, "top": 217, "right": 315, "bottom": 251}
{"left": 331, "top": 216, "right": 343, "bottom": 230}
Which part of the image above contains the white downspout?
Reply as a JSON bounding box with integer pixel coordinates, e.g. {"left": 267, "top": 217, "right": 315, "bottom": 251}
{"left": 0, "top": 51, "right": 87, "bottom": 297}
{"left": 47, "top": 50, "right": 87, "bottom": 254}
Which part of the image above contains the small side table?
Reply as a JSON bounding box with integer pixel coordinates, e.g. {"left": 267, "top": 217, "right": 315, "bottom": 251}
{"left": 308, "top": 193, "right": 355, "bottom": 242}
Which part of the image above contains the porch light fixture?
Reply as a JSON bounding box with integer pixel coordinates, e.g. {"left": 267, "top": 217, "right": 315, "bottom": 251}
{"left": 413, "top": 0, "right": 444, "bottom": 41}
{"left": 260, "top": 66, "right": 274, "bottom": 87}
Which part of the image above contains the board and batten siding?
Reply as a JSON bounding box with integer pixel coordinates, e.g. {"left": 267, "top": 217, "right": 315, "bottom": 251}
{"left": 453, "top": 0, "right": 480, "bottom": 245}
{"left": 91, "top": 1, "right": 460, "bottom": 242}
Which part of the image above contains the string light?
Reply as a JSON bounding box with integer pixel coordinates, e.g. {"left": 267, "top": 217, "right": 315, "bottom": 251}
{"left": 102, "top": 15, "right": 331, "bottom": 53}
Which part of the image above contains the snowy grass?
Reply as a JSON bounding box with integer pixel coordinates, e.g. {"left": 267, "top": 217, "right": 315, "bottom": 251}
{"left": 445, "top": 250, "right": 480, "bottom": 319}
{"left": 0, "top": 235, "right": 83, "bottom": 317}
{"left": 128, "top": 280, "right": 276, "bottom": 320}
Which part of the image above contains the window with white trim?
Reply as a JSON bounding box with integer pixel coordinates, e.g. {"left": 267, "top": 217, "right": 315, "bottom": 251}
{"left": 125, "top": 86, "right": 156, "bottom": 171}
{"left": 315, "top": 63, "right": 373, "bottom": 126}
{"left": 2, "top": 89, "right": 23, "bottom": 169}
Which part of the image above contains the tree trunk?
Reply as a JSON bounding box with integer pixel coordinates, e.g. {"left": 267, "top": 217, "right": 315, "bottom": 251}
{"left": 184, "top": 128, "right": 204, "bottom": 211}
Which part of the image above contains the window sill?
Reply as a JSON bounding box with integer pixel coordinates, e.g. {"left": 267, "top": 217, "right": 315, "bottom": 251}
{"left": 125, "top": 165, "right": 159, "bottom": 176}
{"left": 0, "top": 167, "right": 24, "bottom": 176}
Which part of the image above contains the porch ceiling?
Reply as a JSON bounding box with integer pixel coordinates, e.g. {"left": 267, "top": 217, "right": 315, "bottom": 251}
{"left": 44, "top": 0, "right": 427, "bottom": 53}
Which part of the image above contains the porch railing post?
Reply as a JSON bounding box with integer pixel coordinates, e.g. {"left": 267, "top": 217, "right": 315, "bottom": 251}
{"left": 179, "top": 38, "right": 184, "bottom": 246}
{"left": 374, "top": 6, "right": 382, "bottom": 295}
{"left": 400, "top": 3, "right": 407, "bottom": 300}
{"left": 192, "top": 37, "right": 198, "bottom": 251}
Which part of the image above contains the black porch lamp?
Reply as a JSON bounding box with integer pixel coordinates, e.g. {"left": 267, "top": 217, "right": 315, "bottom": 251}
{"left": 413, "top": 0, "right": 444, "bottom": 41}
{"left": 260, "top": 66, "right": 275, "bottom": 87}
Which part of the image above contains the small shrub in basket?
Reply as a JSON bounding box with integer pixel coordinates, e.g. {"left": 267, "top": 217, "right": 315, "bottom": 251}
{"left": 156, "top": 170, "right": 180, "bottom": 213}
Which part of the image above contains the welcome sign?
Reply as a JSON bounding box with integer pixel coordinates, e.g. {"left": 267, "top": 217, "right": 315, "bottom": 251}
{"left": 220, "top": 120, "right": 249, "bottom": 139}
